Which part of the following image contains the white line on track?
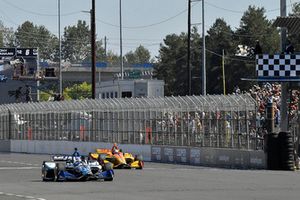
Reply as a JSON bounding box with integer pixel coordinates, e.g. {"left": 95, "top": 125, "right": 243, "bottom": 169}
{"left": 0, "top": 192, "right": 47, "bottom": 200}
{"left": 0, "top": 166, "right": 40, "bottom": 170}
{"left": 0, "top": 160, "right": 39, "bottom": 166}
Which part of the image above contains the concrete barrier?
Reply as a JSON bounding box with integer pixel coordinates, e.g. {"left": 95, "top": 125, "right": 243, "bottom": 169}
{"left": 249, "top": 150, "right": 266, "bottom": 169}
{"left": 7, "top": 140, "right": 266, "bottom": 169}
{"left": 9, "top": 140, "right": 152, "bottom": 161}
{"left": 151, "top": 146, "right": 162, "bottom": 162}
{"left": 0, "top": 140, "right": 10, "bottom": 152}
{"left": 151, "top": 146, "right": 266, "bottom": 169}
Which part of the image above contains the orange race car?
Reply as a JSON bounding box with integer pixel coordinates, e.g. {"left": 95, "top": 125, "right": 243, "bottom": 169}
{"left": 90, "top": 148, "right": 144, "bottom": 169}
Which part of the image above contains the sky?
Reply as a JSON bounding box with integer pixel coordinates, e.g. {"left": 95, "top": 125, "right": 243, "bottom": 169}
{"left": 0, "top": 0, "right": 298, "bottom": 58}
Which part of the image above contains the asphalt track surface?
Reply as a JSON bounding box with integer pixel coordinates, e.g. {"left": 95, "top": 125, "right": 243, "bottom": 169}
{"left": 0, "top": 153, "right": 300, "bottom": 200}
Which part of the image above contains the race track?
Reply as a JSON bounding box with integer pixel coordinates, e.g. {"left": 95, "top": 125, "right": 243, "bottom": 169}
{"left": 0, "top": 153, "right": 300, "bottom": 200}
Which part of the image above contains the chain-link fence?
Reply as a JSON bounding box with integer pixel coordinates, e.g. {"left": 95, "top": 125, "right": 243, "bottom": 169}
{"left": 0, "top": 94, "right": 263, "bottom": 150}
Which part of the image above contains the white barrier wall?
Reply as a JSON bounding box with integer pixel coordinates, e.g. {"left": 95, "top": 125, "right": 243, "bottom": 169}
{"left": 151, "top": 146, "right": 266, "bottom": 169}
{"left": 7, "top": 140, "right": 266, "bottom": 169}
{"left": 10, "top": 140, "right": 152, "bottom": 161}
{"left": 0, "top": 140, "right": 10, "bottom": 152}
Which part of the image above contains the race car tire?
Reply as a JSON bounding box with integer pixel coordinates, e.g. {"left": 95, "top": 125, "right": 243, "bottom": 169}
{"left": 104, "top": 177, "right": 113, "bottom": 181}
{"left": 42, "top": 161, "right": 56, "bottom": 181}
{"left": 104, "top": 163, "right": 113, "bottom": 171}
{"left": 42, "top": 170, "right": 54, "bottom": 181}
{"left": 54, "top": 163, "right": 61, "bottom": 182}
{"left": 136, "top": 161, "right": 144, "bottom": 170}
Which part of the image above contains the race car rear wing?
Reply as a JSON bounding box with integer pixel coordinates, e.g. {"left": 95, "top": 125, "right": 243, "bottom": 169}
{"left": 51, "top": 155, "right": 79, "bottom": 161}
{"left": 96, "top": 148, "right": 111, "bottom": 154}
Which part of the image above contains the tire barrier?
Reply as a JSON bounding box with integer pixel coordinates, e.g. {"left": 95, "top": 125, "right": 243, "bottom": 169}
{"left": 266, "top": 132, "right": 295, "bottom": 170}
{"left": 278, "top": 132, "right": 295, "bottom": 171}
{"left": 266, "top": 133, "right": 280, "bottom": 170}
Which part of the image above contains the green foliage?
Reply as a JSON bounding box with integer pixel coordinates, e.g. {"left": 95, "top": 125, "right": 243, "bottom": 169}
{"left": 63, "top": 82, "right": 91, "bottom": 100}
{"left": 40, "top": 91, "right": 54, "bottom": 102}
{"left": 15, "top": 21, "right": 58, "bottom": 60}
{"left": 289, "top": 2, "right": 300, "bottom": 52}
{"left": 235, "top": 6, "right": 279, "bottom": 54}
{"left": 106, "top": 50, "right": 120, "bottom": 65}
{"left": 155, "top": 6, "right": 281, "bottom": 95}
{"left": 231, "top": 6, "right": 279, "bottom": 92}
{"left": 0, "top": 20, "right": 15, "bottom": 47}
{"left": 62, "top": 20, "right": 90, "bottom": 62}
{"left": 291, "top": 2, "right": 300, "bottom": 16}
{"left": 155, "top": 32, "right": 188, "bottom": 96}
{"left": 206, "top": 18, "right": 235, "bottom": 94}
{"left": 124, "top": 45, "right": 151, "bottom": 64}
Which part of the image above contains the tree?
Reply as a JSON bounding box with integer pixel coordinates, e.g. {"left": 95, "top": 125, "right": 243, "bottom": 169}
{"left": 291, "top": 2, "right": 300, "bottom": 16}
{"left": 96, "top": 40, "right": 106, "bottom": 61}
{"left": 15, "top": 21, "right": 58, "bottom": 60}
{"left": 63, "top": 82, "right": 91, "bottom": 100}
{"left": 155, "top": 33, "right": 187, "bottom": 96}
{"left": 0, "top": 20, "right": 15, "bottom": 47}
{"left": 124, "top": 45, "right": 151, "bottom": 64}
{"left": 229, "top": 6, "right": 280, "bottom": 92}
{"left": 288, "top": 2, "right": 300, "bottom": 52}
{"left": 153, "top": 6, "right": 281, "bottom": 95}
{"left": 154, "top": 27, "right": 204, "bottom": 96}
{"left": 106, "top": 50, "right": 120, "bottom": 66}
{"left": 205, "top": 18, "right": 235, "bottom": 94}
{"left": 62, "top": 20, "right": 90, "bottom": 62}
{"left": 40, "top": 90, "right": 55, "bottom": 101}
{"left": 235, "top": 6, "right": 280, "bottom": 55}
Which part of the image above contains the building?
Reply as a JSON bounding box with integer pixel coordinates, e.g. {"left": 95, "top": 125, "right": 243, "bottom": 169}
{"left": 96, "top": 79, "right": 164, "bottom": 99}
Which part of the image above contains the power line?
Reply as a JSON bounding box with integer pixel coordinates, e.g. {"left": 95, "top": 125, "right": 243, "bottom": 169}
{"left": 205, "top": 1, "right": 296, "bottom": 14}
{"left": 95, "top": 2, "right": 200, "bottom": 29}
{"left": 108, "top": 37, "right": 162, "bottom": 42}
{"left": 2, "top": 0, "right": 81, "bottom": 17}
{"left": 205, "top": 48, "right": 255, "bottom": 63}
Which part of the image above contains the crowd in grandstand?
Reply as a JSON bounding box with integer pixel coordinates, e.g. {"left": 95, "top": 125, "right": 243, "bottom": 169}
{"left": 245, "top": 83, "right": 299, "bottom": 129}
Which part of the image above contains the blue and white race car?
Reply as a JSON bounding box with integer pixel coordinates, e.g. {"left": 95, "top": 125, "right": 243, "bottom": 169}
{"left": 42, "top": 155, "right": 114, "bottom": 182}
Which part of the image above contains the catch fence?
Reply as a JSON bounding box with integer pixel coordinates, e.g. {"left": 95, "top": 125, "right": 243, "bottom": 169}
{"left": 0, "top": 94, "right": 262, "bottom": 150}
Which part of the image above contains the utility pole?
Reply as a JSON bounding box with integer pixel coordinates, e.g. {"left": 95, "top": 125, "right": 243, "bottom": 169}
{"left": 119, "top": 0, "right": 124, "bottom": 80}
{"left": 104, "top": 36, "right": 107, "bottom": 59}
{"left": 91, "top": 0, "right": 96, "bottom": 99}
{"left": 58, "top": 0, "right": 62, "bottom": 96}
{"left": 187, "top": 0, "right": 191, "bottom": 95}
{"left": 280, "top": 0, "right": 288, "bottom": 132}
{"left": 222, "top": 49, "right": 226, "bottom": 95}
{"left": 202, "top": 0, "right": 206, "bottom": 95}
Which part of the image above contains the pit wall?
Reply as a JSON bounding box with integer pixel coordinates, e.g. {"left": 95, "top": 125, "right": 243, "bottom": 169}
{"left": 1, "top": 140, "right": 266, "bottom": 169}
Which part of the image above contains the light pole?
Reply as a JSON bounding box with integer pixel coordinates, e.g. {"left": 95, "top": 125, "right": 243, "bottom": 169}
{"left": 189, "top": 0, "right": 206, "bottom": 95}
{"left": 201, "top": 0, "right": 206, "bottom": 95}
{"left": 187, "top": 0, "right": 191, "bottom": 95}
{"left": 119, "top": 0, "right": 124, "bottom": 80}
{"left": 91, "top": 0, "right": 96, "bottom": 99}
{"left": 58, "top": 0, "right": 62, "bottom": 96}
{"left": 280, "top": 0, "right": 288, "bottom": 132}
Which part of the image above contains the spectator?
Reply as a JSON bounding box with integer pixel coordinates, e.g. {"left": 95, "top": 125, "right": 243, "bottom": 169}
{"left": 254, "top": 40, "right": 262, "bottom": 55}
{"left": 25, "top": 85, "right": 32, "bottom": 103}
{"left": 285, "top": 40, "right": 294, "bottom": 54}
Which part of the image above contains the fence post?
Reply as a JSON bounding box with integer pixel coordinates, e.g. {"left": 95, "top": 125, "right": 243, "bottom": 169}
{"left": 8, "top": 109, "right": 12, "bottom": 140}
{"left": 265, "top": 100, "right": 274, "bottom": 134}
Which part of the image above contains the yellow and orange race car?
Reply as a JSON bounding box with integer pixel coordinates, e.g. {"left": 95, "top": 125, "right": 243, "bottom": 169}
{"left": 90, "top": 148, "right": 144, "bottom": 169}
